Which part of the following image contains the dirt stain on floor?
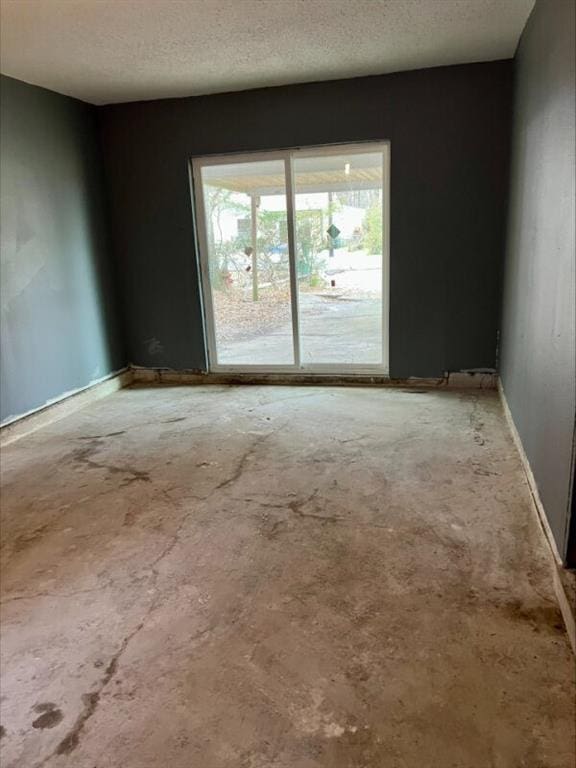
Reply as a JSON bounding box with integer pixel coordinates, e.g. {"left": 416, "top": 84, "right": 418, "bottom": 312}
{"left": 12, "top": 524, "right": 51, "bottom": 554}
{"left": 503, "top": 599, "right": 566, "bottom": 634}
{"left": 32, "top": 703, "right": 63, "bottom": 730}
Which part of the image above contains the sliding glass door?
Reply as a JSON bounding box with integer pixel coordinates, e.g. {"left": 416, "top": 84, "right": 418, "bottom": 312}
{"left": 292, "top": 149, "right": 386, "bottom": 366}
{"left": 193, "top": 143, "right": 389, "bottom": 373}
{"left": 195, "top": 158, "right": 296, "bottom": 366}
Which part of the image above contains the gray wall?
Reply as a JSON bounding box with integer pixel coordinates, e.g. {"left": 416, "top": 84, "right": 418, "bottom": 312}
{"left": 500, "top": 0, "right": 576, "bottom": 561}
{"left": 98, "top": 62, "right": 513, "bottom": 377}
{"left": 0, "top": 76, "right": 124, "bottom": 423}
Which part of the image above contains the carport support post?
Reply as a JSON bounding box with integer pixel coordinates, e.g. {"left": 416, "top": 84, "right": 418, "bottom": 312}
{"left": 251, "top": 194, "right": 259, "bottom": 301}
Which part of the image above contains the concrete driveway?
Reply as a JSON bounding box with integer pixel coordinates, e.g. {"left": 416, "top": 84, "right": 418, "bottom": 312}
{"left": 217, "top": 291, "right": 383, "bottom": 366}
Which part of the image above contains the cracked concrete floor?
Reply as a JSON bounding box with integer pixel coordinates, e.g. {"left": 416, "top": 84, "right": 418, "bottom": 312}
{"left": 0, "top": 385, "right": 574, "bottom": 768}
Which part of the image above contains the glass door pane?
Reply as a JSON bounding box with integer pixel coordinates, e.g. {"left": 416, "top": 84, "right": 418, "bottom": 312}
{"left": 199, "top": 159, "right": 295, "bottom": 366}
{"left": 292, "top": 150, "right": 385, "bottom": 366}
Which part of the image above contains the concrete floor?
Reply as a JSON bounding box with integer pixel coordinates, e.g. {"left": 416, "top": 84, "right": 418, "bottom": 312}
{"left": 1, "top": 385, "right": 574, "bottom": 768}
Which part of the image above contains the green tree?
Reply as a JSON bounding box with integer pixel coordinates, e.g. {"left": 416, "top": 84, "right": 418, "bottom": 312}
{"left": 363, "top": 198, "right": 382, "bottom": 255}
{"left": 296, "top": 210, "right": 325, "bottom": 283}
{"left": 205, "top": 186, "right": 248, "bottom": 288}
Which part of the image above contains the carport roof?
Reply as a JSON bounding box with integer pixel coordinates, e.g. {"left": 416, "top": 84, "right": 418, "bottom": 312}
{"left": 202, "top": 153, "right": 383, "bottom": 196}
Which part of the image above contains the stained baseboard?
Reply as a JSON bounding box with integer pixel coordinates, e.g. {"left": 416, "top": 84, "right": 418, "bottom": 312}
{"left": 498, "top": 380, "right": 575, "bottom": 654}
{"left": 0, "top": 368, "right": 133, "bottom": 447}
{"left": 131, "top": 367, "right": 498, "bottom": 390}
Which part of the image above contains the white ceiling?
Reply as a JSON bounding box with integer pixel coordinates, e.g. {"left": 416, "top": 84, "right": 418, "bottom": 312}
{"left": 0, "top": 0, "right": 535, "bottom": 106}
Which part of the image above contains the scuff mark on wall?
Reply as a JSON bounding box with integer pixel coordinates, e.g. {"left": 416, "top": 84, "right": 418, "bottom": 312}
{"left": 145, "top": 337, "right": 164, "bottom": 356}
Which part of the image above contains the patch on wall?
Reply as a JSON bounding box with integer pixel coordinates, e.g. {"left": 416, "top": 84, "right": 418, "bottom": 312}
{"left": 145, "top": 337, "right": 164, "bottom": 356}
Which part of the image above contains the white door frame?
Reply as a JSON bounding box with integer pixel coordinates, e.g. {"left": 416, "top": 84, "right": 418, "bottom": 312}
{"left": 191, "top": 142, "right": 390, "bottom": 375}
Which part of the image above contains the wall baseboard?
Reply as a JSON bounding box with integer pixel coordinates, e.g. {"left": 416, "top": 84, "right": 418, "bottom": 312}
{"left": 131, "top": 367, "right": 498, "bottom": 390}
{"left": 553, "top": 567, "right": 576, "bottom": 655}
{"left": 0, "top": 368, "right": 133, "bottom": 447}
{"left": 497, "top": 380, "right": 563, "bottom": 564}
{"left": 498, "top": 380, "right": 575, "bottom": 654}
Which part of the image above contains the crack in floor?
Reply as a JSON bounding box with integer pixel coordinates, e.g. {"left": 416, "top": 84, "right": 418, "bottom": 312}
{"left": 33, "top": 489, "right": 193, "bottom": 767}
{"left": 212, "top": 428, "right": 282, "bottom": 493}
{"left": 287, "top": 489, "right": 344, "bottom": 522}
{"left": 0, "top": 584, "right": 114, "bottom": 606}
{"left": 70, "top": 439, "right": 151, "bottom": 485}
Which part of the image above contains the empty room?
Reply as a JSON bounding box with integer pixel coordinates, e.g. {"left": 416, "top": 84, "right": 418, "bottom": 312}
{"left": 1, "top": 1, "right": 575, "bottom": 766}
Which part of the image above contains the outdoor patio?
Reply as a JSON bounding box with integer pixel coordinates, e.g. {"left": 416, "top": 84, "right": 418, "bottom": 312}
{"left": 212, "top": 250, "right": 383, "bottom": 366}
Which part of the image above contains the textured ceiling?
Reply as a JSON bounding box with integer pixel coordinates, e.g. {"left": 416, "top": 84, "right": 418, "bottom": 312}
{"left": 0, "top": 0, "right": 535, "bottom": 105}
